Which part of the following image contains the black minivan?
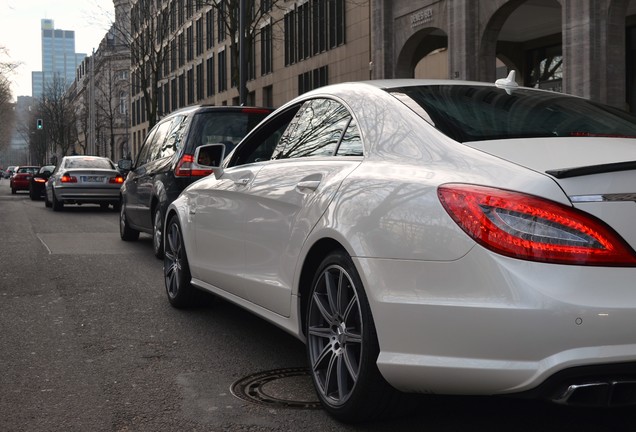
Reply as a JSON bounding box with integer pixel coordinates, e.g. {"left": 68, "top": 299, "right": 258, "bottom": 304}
{"left": 118, "top": 105, "right": 272, "bottom": 258}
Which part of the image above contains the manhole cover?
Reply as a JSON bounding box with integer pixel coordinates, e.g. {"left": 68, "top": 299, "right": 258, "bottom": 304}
{"left": 230, "top": 367, "right": 321, "bottom": 409}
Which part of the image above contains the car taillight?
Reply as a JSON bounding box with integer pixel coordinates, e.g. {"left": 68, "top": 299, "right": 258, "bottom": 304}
{"left": 60, "top": 174, "right": 77, "bottom": 183}
{"left": 174, "top": 154, "right": 213, "bottom": 177}
{"left": 109, "top": 175, "right": 125, "bottom": 184}
{"left": 437, "top": 183, "right": 636, "bottom": 266}
{"left": 34, "top": 178, "right": 47, "bottom": 183}
{"left": 175, "top": 154, "right": 194, "bottom": 177}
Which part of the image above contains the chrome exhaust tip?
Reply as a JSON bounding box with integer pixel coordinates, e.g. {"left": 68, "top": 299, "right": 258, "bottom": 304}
{"left": 552, "top": 380, "right": 636, "bottom": 407}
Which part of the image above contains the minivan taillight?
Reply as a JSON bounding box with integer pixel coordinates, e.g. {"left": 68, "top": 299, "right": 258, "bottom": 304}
{"left": 175, "top": 154, "right": 213, "bottom": 177}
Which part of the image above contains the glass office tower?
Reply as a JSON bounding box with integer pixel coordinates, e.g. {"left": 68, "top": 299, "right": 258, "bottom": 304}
{"left": 32, "top": 19, "right": 86, "bottom": 99}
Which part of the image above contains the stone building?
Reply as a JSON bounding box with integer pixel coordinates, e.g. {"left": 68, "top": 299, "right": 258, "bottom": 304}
{"left": 70, "top": 0, "right": 131, "bottom": 161}
{"left": 127, "top": 0, "right": 636, "bottom": 158}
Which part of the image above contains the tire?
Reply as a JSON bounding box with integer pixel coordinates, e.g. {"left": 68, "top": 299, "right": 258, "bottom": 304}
{"left": 11, "top": 187, "right": 16, "bottom": 194}
{"left": 153, "top": 208, "right": 164, "bottom": 259}
{"left": 306, "top": 250, "right": 407, "bottom": 423}
{"left": 29, "top": 186, "right": 38, "bottom": 200}
{"left": 52, "top": 190, "right": 63, "bottom": 211}
{"left": 119, "top": 203, "right": 140, "bottom": 241}
{"left": 163, "top": 215, "right": 196, "bottom": 308}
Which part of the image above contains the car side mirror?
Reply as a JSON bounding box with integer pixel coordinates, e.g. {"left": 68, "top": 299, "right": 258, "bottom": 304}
{"left": 194, "top": 143, "right": 226, "bottom": 177}
{"left": 118, "top": 159, "right": 132, "bottom": 172}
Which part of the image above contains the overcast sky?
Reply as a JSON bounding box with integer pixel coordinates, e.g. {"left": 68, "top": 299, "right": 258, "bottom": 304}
{"left": 1, "top": 0, "right": 115, "bottom": 100}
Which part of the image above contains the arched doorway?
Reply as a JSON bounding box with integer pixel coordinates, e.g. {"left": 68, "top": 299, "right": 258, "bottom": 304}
{"left": 481, "top": 0, "right": 562, "bottom": 87}
{"left": 396, "top": 28, "right": 448, "bottom": 78}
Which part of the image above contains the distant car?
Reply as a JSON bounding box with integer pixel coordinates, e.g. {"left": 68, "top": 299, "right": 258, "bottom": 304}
{"left": 45, "top": 156, "right": 124, "bottom": 211}
{"left": 164, "top": 77, "right": 636, "bottom": 422}
{"left": 118, "top": 105, "right": 273, "bottom": 258}
{"left": 29, "top": 165, "right": 56, "bottom": 200}
{"left": 10, "top": 166, "right": 39, "bottom": 194}
{"left": 4, "top": 165, "right": 16, "bottom": 179}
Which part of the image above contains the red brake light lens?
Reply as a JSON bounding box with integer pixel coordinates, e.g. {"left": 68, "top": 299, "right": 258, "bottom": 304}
{"left": 175, "top": 154, "right": 213, "bottom": 177}
{"left": 438, "top": 183, "right": 636, "bottom": 266}
{"left": 34, "top": 177, "right": 47, "bottom": 183}
{"left": 109, "top": 175, "right": 125, "bottom": 184}
{"left": 60, "top": 174, "right": 77, "bottom": 183}
{"left": 175, "top": 154, "right": 194, "bottom": 177}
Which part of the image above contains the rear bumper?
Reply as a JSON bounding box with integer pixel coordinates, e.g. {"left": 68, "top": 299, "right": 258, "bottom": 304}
{"left": 354, "top": 249, "right": 636, "bottom": 402}
{"left": 55, "top": 186, "right": 121, "bottom": 203}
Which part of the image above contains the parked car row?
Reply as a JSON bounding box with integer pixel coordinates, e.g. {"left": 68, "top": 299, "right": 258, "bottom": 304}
{"left": 15, "top": 76, "right": 636, "bottom": 422}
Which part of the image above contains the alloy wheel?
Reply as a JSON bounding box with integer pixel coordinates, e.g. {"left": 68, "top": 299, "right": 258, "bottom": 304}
{"left": 307, "top": 264, "right": 363, "bottom": 406}
{"left": 164, "top": 221, "right": 183, "bottom": 300}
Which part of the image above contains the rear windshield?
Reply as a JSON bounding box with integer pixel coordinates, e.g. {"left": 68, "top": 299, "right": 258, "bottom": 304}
{"left": 64, "top": 158, "right": 114, "bottom": 170}
{"left": 17, "top": 167, "right": 38, "bottom": 174}
{"left": 390, "top": 85, "right": 636, "bottom": 143}
{"left": 188, "top": 110, "right": 270, "bottom": 154}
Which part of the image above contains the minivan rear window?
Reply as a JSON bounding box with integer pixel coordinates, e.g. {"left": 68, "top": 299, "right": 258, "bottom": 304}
{"left": 391, "top": 85, "right": 636, "bottom": 143}
{"left": 188, "top": 110, "right": 270, "bottom": 154}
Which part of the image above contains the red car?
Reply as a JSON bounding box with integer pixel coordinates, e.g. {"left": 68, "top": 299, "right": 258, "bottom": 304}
{"left": 10, "top": 166, "right": 39, "bottom": 194}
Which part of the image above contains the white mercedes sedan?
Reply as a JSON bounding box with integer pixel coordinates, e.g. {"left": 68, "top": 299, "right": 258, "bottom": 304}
{"left": 164, "top": 75, "right": 636, "bottom": 422}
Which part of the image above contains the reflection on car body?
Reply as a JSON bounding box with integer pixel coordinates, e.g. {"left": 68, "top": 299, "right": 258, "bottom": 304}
{"left": 164, "top": 77, "right": 636, "bottom": 422}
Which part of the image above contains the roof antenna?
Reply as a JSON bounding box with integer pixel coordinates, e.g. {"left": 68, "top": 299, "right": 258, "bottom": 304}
{"left": 495, "top": 70, "right": 518, "bottom": 94}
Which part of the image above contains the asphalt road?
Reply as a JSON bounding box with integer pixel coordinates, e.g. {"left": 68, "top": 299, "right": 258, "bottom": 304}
{"left": 0, "top": 179, "right": 633, "bottom": 432}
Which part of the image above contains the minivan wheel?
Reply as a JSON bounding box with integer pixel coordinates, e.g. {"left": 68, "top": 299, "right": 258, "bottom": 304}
{"left": 120, "top": 203, "right": 140, "bottom": 241}
{"left": 164, "top": 215, "right": 196, "bottom": 308}
{"left": 306, "top": 250, "right": 407, "bottom": 423}
{"left": 153, "top": 208, "right": 164, "bottom": 259}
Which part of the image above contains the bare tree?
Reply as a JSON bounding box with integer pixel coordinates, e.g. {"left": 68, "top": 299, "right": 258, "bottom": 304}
{"left": 111, "top": 0, "right": 173, "bottom": 130}
{"left": 39, "top": 75, "right": 78, "bottom": 159}
{"left": 196, "top": 0, "right": 285, "bottom": 103}
{"left": 0, "top": 47, "right": 19, "bottom": 154}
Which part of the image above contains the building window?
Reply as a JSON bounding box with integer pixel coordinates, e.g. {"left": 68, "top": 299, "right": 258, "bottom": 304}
{"left": 196, "top": 62, "right": 204, "bottom": 101}
{"left": 171, "top": 77, "right": 178, "bottom": 110}
{"left": 171, "top": 39, "right": 177, "bottom": 72}
{"left": 298, "top": 65, "right": 328, "bottom": 94}
{"left": 206, "top": 56, "right": 215, "bottom": 96}
{"left": 187, "top": 26, "right": 194, "bottom": 61}
{"left": 196, "top": 18, "right": 204, "bottom": 57}
{"left": 164, "top": 82, "right": 170, "bottom": 114}
{"left": 217, "top": 1, "right": 226, "bottom": 43}
{"left": 261, "top": 24, "right": 273, "bottom": 75}
{"left": 187, "top": 68, "right": 195, "bottom": 105}
{"left": 263, "top": 85, "right": 273, "bottom": 107}
{"left": 284, "top": 0, "right": 346, "bottom": 66}
{"left": 178, "top": 33, "right": 185, "bottom": 67}
{"left": 178, "top": 0, "right": 185, "bottom": 26}
{"left": 206, "top": 9, "right": 215, "bottom": 49}
{"left": 218, "top": 49, "right": 227, "bottom": 92}
{"left": 179, "top": 73, "right": 186, "bottom": 107}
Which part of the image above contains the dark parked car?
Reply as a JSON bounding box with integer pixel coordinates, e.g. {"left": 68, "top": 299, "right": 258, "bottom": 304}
{"left": 118, "top": 105, "right": 272, "bottom": 258}
{"left": 29, "top": 165, "right": 56, "bottom": 200}
{"left": 45, "top": 156, "right": 124, "bottom": 211}
{"left": 10, "top": 166, "right": 39, "bottom": 194}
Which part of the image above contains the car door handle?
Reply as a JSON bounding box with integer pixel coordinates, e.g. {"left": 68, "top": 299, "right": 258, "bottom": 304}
{"left": 235, "top": 178, "right": 250, "bottom": 186}
{"left": 296, "top": 180, "right": 321, "bottom": 191}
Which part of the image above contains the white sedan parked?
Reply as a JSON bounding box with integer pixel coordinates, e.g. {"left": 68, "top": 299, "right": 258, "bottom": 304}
{"left": 164, "top": 75, "right": 636, "bottom": 422}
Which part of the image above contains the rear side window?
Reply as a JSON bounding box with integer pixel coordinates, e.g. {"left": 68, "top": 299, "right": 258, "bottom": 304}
{"left": 187, "top": 110, "right": 270, "bottom": 154}
{"left": 273, "top": 99, "right": 353, "bottom": 159}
